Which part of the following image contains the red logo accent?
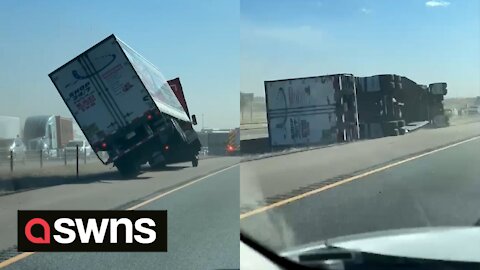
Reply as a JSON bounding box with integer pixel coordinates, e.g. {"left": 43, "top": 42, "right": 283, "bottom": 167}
{"left": 25, "top": 218, "right": 50, "bottom": 244}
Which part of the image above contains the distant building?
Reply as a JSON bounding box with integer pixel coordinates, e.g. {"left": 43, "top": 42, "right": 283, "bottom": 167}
{"left": 197, "top": 128, "right": 238, "bottom": 155}
{"left": 240, "top": 92, "right": 267, "bottom": 124}
{"left": 253, "top": 96, "right": 265, "bottom": 103}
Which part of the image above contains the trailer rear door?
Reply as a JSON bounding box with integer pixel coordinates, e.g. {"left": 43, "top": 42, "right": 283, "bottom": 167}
{"left": 49, "top": 35, "right": 154, "bottom": 151}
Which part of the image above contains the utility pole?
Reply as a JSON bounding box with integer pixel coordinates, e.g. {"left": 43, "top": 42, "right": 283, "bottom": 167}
{"left": 202, "top": 113, "right": 204, "bottom": 131}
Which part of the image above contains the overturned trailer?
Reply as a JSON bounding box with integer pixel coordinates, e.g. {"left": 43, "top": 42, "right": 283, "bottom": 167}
{"left": 265, "top": 74, "right": 359, "bottom": 149}
{"left": 263, "top": 73, "right": 448, "bottom": 149}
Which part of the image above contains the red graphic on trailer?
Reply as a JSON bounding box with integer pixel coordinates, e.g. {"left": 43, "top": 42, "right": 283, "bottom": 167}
{"left": 167, "top": 78, "right": 190, "bottom": 118}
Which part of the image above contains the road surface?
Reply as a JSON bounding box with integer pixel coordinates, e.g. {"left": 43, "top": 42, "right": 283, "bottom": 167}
{"left": 241, "top": 124, "right": 480, "bottom": 252}
{"left": 0, "top": 157, "right": 239, "bottom": 270}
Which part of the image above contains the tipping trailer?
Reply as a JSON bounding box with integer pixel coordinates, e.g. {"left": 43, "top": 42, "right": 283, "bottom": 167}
{"left": 265, "top": 74, "right": 359, "bottom": 148}
{"left": 49, "top": 34, "right": 201, "bottom": 176}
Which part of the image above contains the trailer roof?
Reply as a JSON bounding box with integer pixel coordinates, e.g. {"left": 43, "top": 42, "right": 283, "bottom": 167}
{"left": 264, "top": 73, "right": 354, "bottom": 83}
{"left": 49, "top": 34, "right": 116, "bottom": 78}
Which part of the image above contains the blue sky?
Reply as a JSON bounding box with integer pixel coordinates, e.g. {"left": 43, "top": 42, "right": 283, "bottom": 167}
{"left": 0, "top": 0, "right": 239, "bottom": 129}
{"left": 241, "top": 0, "right": 480, "bottom": 97}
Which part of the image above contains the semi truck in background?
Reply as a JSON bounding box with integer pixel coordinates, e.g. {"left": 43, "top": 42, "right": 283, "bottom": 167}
{"left": 197, "top": 128, "right": 240, "bottom": 155}
{"left": 264, "top": 74, "right": 359, "bottom": 148}
{"left": 0, "top": 116, "right": 23, "bottom": 163}
{"left": 23, "top": 115, "right": 73, "bottom": 157}
{"left": 0, "top": 116, "right": 20, "bottom": 139}
{"left": 428, "top": 82, "right": 449, "bottom": 127}
{"left": 49, "top": 34, "right": 201, "bottom": 176}
{"left": 264, "top": 73, "right": 448, "bottom": 149}
{"left": 226, "top": 128, "right": 240, "bottom": 155}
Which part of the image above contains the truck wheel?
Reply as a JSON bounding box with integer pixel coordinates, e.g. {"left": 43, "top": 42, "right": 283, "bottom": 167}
{"left": 150, "top": 162, "right": 166, "bottom": 170}
{"left": 393, "top": 128, "right": 400, "bottom": 136}
{"left": 115, "top": 159, "right": 140, "bottom": 178}
{"left": 383, "top": 121, "right": 398, "bottom": 136}
{"left": 192, "top": 156, "right": 199, "bottom": 167}
{"left": 385, "top": 121, "right": 399, "bottom": 129}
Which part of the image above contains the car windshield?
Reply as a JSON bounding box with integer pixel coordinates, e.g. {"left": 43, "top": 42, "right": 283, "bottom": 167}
{"left": 240, "top": 0, "right": 480, "bottom": 261}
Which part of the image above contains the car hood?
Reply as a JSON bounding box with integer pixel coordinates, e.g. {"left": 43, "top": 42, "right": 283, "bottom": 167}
{"left": 282, "top": 226, "right": 480, "bottom": 263}
{"left": 241, "top": 241, "right": 281, "bottom": 270}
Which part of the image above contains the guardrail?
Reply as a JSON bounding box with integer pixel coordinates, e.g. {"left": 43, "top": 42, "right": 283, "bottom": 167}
{"left": 0, "top": 146, "right": 95, "bottom": 177}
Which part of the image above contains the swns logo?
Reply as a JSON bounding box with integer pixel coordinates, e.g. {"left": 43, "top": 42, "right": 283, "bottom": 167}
{"left": 18, "top": 210, "right": 167, "bottom": 252}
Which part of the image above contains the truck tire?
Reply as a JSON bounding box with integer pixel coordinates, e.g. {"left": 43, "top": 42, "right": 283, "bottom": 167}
{"left": 393, "top": 128, "right": 400, "bottom": 136}
{"left": 192, "top": 156, "right": 199, "bottom": 167}
{"left": 149, "top": 162, "right": 166, "bottom": 170}
{"left": 115, "top": 158, "right": 140, "bottom": 178}
{"left": 383, "top": 121, "right": 399, "bottom": 136}
{"left": 383, "top": 121, "right": 398, "bottom": 130}
{"left": 399, "top": 128, "right": 406, "bottom": 135}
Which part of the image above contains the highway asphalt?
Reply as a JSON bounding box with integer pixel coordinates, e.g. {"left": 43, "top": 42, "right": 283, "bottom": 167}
{"left": 240, "top": 133, "right": 480, "bottom": 252}
{"left": 240, "top": 121, "right": 480, "bottom": 211}
{"left": 0, "top": 157, "right": 239, "bottom": 269}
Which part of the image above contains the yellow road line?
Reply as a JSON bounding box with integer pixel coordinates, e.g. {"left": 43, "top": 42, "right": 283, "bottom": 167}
{"left": 0, "top": 164, "right": 238, "bottom": 268}
{"left": 0, "top": 253, "right": 34, "bottom": 268}
{"left": 240, "top": 135, "right": 480, "bottom": 220}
